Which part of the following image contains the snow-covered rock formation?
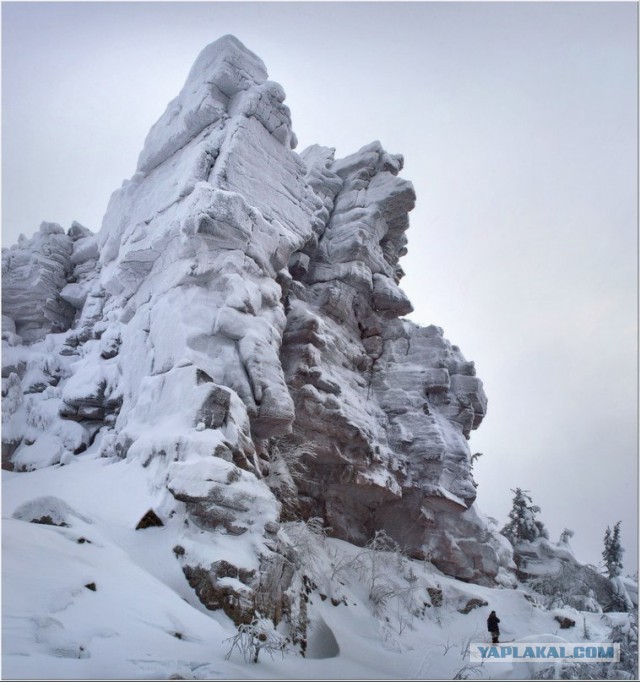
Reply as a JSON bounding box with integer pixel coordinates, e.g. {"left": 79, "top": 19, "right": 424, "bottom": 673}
{"left": 2, "top": 35, "right": 516, "bottom": 629}
{"left": 513, "top": 536, "right": 636, "bottom": 614}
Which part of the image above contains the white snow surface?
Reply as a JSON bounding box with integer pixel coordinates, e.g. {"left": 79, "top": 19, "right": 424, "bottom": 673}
{"left": 3, "top": 448, "right": 631, "bottom": 681}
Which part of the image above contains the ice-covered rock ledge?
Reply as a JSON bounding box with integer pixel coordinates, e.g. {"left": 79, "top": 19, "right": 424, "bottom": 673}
{"left": 2, "top": 34, "right": 514, "bottom": 624}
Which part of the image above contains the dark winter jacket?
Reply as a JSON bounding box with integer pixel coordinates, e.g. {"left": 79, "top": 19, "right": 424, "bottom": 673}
{"left": 487, "top": 613, "right": 500, "bottom": 632}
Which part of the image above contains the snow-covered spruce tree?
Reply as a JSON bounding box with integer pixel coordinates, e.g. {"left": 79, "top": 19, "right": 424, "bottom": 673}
{"left": 602, "top": 521, "right": 624, "bottom": 579}
{"left": 602, "top": 522, "right": 632, "bottom": 611}
{"left": 501, "top": 488, "right": 548, "bottom": 545}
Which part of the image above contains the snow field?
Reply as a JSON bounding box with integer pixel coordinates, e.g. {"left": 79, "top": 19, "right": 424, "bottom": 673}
{"left": 2, "top": 447, "right": 625, "bottom": 680}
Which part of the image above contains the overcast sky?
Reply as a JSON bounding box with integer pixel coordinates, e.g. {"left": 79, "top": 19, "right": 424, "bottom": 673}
{"left": 2, "top": 1, "right": 637, "bottom": 572}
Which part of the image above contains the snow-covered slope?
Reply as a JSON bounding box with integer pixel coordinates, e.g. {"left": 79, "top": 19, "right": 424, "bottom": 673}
{"left": 2, "top": 459, "right": 636, "bottom": 679}
{"left": 2, "top": 35, "right": 637, "bottom": 680}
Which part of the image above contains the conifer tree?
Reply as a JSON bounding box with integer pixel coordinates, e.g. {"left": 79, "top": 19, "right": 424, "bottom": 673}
{"left": 501, "top": 487, "right": 548, "bottom": 544}
{"left": 602, "top": 521, "right": 624, "bottom": 579}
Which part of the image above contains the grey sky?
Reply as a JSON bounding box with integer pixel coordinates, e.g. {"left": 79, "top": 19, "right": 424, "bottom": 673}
{"left": 2, "top": 1, "right": 637, "bottom": 572}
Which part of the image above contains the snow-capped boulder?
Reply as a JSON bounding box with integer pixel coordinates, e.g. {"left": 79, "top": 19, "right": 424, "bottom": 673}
{"left": 59, "top": 283, "right": 88, "bottom": 309}
{"left": 12, "top": 495, "right": 91, "bottom": 527}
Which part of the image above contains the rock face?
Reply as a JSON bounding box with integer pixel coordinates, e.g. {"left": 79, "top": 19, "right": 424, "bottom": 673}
{"left": 1, "top": 34, "right": 515, "bottom": 619}
{"left": 278, "top": 142, "right": 508, "bottom": 582}
{"left": 2, "top": 223, "right": 75, "bottom": 343}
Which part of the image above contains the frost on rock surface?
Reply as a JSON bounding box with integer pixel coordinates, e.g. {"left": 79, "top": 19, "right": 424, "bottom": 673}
{"left": 2, "top": 222, "right": 75, "bottom": 343}
{"left": 3, "top": 34, "right": 515, "bottom": 633}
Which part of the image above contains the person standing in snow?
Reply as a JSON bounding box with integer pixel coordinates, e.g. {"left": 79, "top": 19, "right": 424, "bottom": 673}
{"left": 487, "top": 610, "right": 500, "bottom": 643}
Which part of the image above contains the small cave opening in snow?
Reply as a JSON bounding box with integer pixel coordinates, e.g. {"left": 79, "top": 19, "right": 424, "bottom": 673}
{"left": 305, "top": 615, "right": 340, "bottom": 659}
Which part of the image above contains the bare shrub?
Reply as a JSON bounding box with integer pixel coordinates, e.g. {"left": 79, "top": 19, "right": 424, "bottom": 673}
{"left": 282, "top": 517, "right": 329, "bottom": 572}
{"left": 453, "top": 663, "right": 484, "bottom": 680}
{"left": 224, "top": 615, "right": 289, "bottom": 664}
{"left": 329, "top": 530, "right": 425, "bottom": 630}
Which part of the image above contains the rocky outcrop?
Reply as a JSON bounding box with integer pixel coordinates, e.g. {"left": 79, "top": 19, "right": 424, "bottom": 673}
{"left": 278, "top": 143, "right": 504, "bottom": 584}
{"left": 2, "top": 35, "right": 515, "bottom": 621}
{"left": 516, "top": 537, "right": 633, "bottom": 612}
{"left": 1, "top": 219, "right": 99, "bottom": 348}
{"left": 2, "top": 223, "right": 75, "bottom": 343}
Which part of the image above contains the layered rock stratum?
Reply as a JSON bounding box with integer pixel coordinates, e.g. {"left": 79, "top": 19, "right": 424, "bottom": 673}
{"left": 2, "top": 36, "right": 516, "bottom": 624}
